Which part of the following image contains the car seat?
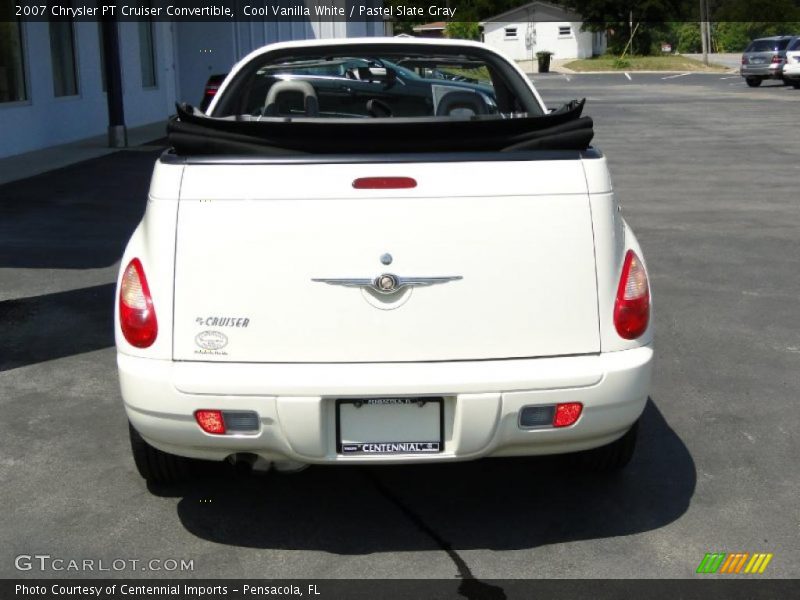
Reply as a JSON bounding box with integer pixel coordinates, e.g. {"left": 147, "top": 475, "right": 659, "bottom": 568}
{"left": 263, "top": 80, "right": 319, "bottom": 117}
{"left": 435, "top": 90, "right": 489, "bottom": 117}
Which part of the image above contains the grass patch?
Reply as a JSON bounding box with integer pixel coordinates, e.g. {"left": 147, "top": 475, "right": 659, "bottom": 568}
{"left": 564, "top": 55, "right": 729, "bottom": 72}
{"left": 434, "top": 66, "right": 492, "bottom": 84}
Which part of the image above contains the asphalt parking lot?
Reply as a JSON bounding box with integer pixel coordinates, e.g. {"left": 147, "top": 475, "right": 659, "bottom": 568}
{"left": 1, "top": 73, "right": 799, "bottom": 582}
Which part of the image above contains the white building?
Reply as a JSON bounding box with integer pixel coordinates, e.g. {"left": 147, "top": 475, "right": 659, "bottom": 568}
{"left": 481, "top": 1, "right": 605, "bottom": 63}
{"left": 0, "top": 3, "right": 385, "bottom": 159}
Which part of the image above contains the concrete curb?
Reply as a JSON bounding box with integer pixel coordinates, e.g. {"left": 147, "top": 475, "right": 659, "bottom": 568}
{"left": 530, "top": 69, "right": 736, "bottom": 76}
{"left": 0, "top": 121, "right": 166, "bottom": 186}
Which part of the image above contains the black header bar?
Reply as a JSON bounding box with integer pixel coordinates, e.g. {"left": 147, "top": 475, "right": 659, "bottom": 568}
{"left": 5, "top": 1, "right": 800, "bottom": 23}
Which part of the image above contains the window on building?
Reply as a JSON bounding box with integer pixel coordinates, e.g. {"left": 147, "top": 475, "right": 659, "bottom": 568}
{"left": 49, "top": 19, "right": 79, "bottom": 97}
{"left": 0, "top": 20, "right": 27, "bottom": 103}
{"left": 504, "top": 27, "right": 518, "bottom": 40}
{"left": 138, "top": 20, "right": 157, "bottom": 88}
{"left": 558, "top": 26, "right": 573, "bottom": 37}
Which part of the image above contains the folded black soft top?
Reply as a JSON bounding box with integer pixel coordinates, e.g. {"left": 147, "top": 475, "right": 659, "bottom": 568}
{"left": 167, "top": 100, "right": 594, "bottom": 156}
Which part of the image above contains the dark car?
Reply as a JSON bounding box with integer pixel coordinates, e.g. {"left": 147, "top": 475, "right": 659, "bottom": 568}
{"left": 199, "top": 74, "right": 226, "bottom": 112}
{"left": 740, "top": 35, "right": 799, "bottom": 87}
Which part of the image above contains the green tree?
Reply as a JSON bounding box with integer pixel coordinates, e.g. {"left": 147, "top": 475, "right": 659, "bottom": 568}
{"left": 386, "top": 0, "right": 530, "bottom": 37}
{"left": 674, "top": 22, "right": 702, "bottom": 53}
{"left": 714, "top": 22, "right": 800, "bottom": 52}
{"left": 444, "top": 21, "right": 482, "bottom": 40}
{"left": 712, "top": 0, "right": 800, "bottom": 22}
{"left": 562, "top": 0, "right": 689, "bottom": 56}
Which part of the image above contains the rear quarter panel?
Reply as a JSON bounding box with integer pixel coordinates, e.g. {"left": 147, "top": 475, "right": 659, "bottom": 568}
{"left": 583, "top": 155, "right": 654, "bottom": 352}
{"left": 115, "top": 160, "right": 183, "bottom": 359}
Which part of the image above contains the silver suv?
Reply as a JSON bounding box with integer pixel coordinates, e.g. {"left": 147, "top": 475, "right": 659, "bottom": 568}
{"left": 740, "top": 36, "right": 798, "bottom": 87}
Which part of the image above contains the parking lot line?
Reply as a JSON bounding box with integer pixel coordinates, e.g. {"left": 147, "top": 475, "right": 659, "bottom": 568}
{"left": 662, "top": 73, "right": 691, "bottom": 80}
{"left": 624, "top": 72, "right": 632, "bottom": 80}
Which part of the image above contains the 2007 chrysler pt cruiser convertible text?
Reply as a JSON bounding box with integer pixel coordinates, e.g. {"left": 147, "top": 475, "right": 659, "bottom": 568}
{"left": 116, "top": 38, "right": 653, "bottom": 485}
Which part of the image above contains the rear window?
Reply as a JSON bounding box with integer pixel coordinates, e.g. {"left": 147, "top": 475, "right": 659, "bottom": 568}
{"left": 746, "top": 39, "right": 789, "bottom": 52}
{"left": 216, "top": 48, "right": 539, "bottom": 120}
{"left": 789, "top": 38, "right": 800, "bottom": 51}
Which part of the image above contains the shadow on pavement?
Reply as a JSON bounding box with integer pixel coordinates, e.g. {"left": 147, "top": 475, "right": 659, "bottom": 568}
{"left": 155, "top": 399, "right": 694, "bottom": 554}
{"left": 0, "top": 283, "right": 115, "bottom": 371}
{"left": 0, "top": 150, "right": 157, "bottom": 269}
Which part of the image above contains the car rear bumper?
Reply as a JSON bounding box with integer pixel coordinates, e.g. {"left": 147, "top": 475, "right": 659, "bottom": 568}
{"left": 119, "top": 346, "right": 653, "bottom": 464}
{"left": 782, "top": 64, "right": 800, "bottom": 80}
{"left": 740, "top": 64, "right": 783, "bottom": 78}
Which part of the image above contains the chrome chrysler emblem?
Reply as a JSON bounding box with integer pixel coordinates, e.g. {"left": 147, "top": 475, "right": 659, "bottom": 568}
{"left": 312, "top": 273, "right": 462, "bottom": 295}
{"left": 376, "top": 273, "right": 398, "bottom": 292}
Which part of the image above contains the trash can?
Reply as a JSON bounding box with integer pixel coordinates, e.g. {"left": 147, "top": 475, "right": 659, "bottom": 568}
{"left": 537, "top": 51, "right": 553, "bottom": 73}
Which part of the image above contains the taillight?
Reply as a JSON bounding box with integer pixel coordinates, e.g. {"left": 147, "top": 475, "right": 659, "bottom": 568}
{"left": 195, "top": 410, "right": 226, "bottom": 435}
{"left": 119, "top": 258, "right": 158, "bottom": 348}
{"left": 204, "top": 86, "right": 219, "bottom": 97}
{"left": 614, "top": 250, "right": 650, "bottom": 340}
{"left": 771, "top": 55, "right": 781, "bottom": 64}
{"left": 553, "top": 403, "right": 583, "bottom": 427}
{"left": 741, "top": 56, "right": 749, "bottom": 65}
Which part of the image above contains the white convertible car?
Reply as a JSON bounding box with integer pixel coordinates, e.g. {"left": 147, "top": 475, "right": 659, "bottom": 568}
{"left": 117, "top": 38, "right": 653, "bottom": 485}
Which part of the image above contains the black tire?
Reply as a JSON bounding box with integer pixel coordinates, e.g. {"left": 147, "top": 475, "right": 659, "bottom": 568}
{"left": 572, "top": 421, "right": 638, "bottom": 472}
{"left": 745, "top": 77, "right": 762, "bottom": 87}
{"left": 129, "top": 423, "right": 192, "bottom": 485}
{"left": 792, "top": 81, "right": 800, "bottom": 89}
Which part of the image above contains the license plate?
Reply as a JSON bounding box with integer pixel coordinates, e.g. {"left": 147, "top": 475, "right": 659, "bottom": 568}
{"left": 750, "top": 58, "right": 764, "bottom": 64}
{"left": 336, "top": 398, "right": 443, "bottom": 455}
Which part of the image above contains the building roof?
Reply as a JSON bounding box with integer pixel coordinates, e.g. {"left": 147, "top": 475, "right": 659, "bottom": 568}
{"left": 480, "top": 1, "right": 582, "bottom": 24}
{"left": 412, "top": 22, "right": 447, "bottom": 32}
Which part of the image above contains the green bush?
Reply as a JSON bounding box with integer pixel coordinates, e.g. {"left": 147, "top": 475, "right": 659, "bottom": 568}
{"left": 713, "top": 22, "right": 800, "bottom": 53}
{"left": 612, "top": 57, "right": 631, "bottom": 69}
{"left": 444, "top": 21, "right": 480, "bottom": 41}
{"left": 606, "top": 25, "right": 662, "bottom": 56}
{"left": 714, "top": 23, "right": 750, "bottom": 53}
{"left": 675, "top": 23, "right": 702, "bottom": 53}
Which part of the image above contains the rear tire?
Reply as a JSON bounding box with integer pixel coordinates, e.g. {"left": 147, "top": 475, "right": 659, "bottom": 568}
{"left": 745, "top": 77, "right": 762, "bottom": 87}
{"left": 129, "top": 423, "right": 193, "bottom": 485}
{"left": 792, "top": 81, "right": 800, "bottom": 89}
{"left": 572, "top": 421, "right": 638, "bottom": 472}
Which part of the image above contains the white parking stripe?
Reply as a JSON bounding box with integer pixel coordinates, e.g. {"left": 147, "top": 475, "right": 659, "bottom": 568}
{"left": 662, "top": 72, "right": 691, "bottom": 80}
{"left": 624, "top": 72, "right": 632, "bottom": 80}
{"left": 720, "top": 76, "right": 739, "bottom": 80}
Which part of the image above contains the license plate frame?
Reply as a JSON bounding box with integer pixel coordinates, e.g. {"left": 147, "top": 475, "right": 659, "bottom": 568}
{"left": 336, "top": 397, "right": 444, "bottom": 455}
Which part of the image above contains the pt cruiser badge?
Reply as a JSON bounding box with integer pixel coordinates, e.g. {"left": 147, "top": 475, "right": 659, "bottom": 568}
{"left": 311, "top": 273, "right": 462, "bottom": 295}
{"left": 195, "top": 330, "right": 228, "bottom": 351}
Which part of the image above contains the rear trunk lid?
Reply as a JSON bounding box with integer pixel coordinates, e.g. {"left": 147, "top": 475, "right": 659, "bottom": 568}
{"left": 172, "top": 158, "right": 600, "bottom": 363}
